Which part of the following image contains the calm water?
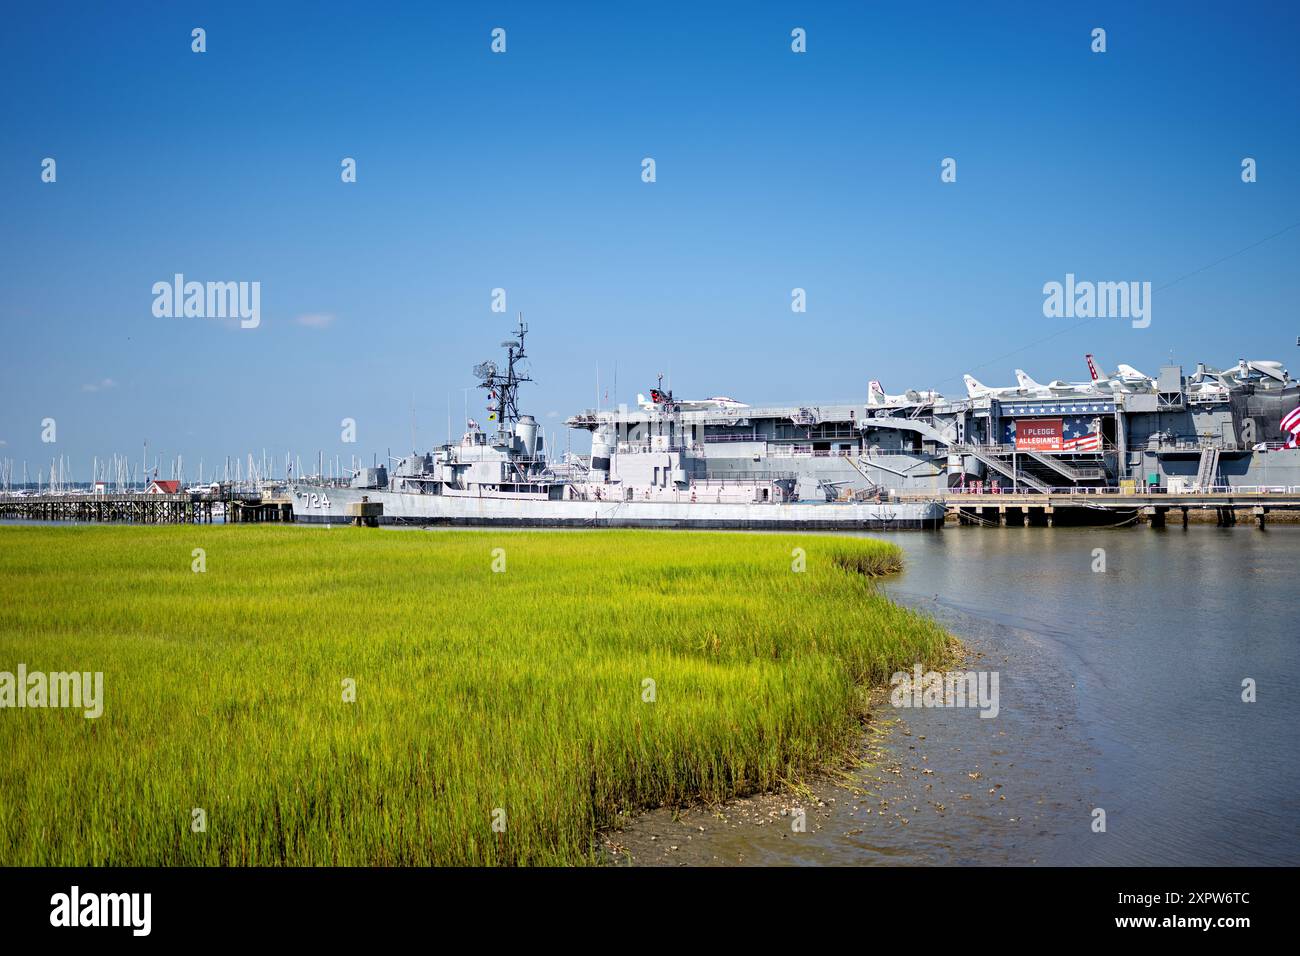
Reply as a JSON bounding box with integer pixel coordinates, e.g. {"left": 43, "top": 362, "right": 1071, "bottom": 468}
{"left": 880, "top": 525, "right": 1300, "bottom": 865}
{"left": 615, "top": 524, "right": 1300, "bottom": 866}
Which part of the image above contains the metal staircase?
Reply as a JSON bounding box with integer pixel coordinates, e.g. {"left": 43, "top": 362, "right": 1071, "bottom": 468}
{"left": 1193, "top": 446, "right": 1221, "bottom": 491}
{"left": 955, "top": 444, "right": 1051, "bottom": 493}
{"left": 1022, "top": 450, "right": 1105, "bottom": 482}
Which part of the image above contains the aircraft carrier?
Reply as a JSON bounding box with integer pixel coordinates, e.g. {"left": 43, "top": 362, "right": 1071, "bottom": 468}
{"left": 566, "top": 354, "right": 1300, "bottom": 497}
{"left": 289, "top": 320, "right": 1300, "bottom": 527}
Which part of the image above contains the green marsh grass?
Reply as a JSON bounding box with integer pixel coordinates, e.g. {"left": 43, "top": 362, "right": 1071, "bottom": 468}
{"left": 0, "top": 525, "right": 947, "bottom": 865}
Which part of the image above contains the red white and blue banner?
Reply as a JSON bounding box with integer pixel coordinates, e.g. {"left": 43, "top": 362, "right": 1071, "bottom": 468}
{"left": 1063, "top": 430, "right": 1102, "bottom": 452}
{"left": 1006, "top": 416, "right": 1101, "bottom": 452}
{"left": 1014, "top": 418, "right": 1063, "bottom": 451}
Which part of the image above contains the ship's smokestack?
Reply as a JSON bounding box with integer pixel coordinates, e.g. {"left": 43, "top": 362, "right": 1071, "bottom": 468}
{"left": 590, "top": 425, "right": 615, "bottom": 482}
{"left": 515, "top": 415, "right": 539, "bottom": 457}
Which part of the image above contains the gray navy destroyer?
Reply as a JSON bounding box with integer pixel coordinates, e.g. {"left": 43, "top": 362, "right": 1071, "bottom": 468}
{"left": 290, "top": 319, "right": 1300, "bottom": 527}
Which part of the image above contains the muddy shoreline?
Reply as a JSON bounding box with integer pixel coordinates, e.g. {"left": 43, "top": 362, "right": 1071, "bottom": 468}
{"left": 599, "top": 598, "right": 1095, "bottom": 866}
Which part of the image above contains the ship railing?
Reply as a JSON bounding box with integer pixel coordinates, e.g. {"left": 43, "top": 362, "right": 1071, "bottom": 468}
{"left": 861, "top": 446, "right": 920, "bottom": 458}
{"left": 1145, "top": 437, "right": 1248, "bottom": 452}
{"left": 807, "top": 426, "right": 859, "bottom": 440}
{"left": 616, "top": 442, "right": 703, "bottom": 454}
{"left": 766, "top": 447, "right": 857, "bottom": 458}
{"left": 1123, "top": 483, "right": 1300, "bottom": 495}
{"left": 952, "top": 443, "right": 1017, "bottom": 456}
{"left": 953, "top": 442, "right": 1113, "bottom": 457}
{"left": 1189, "top": 483, "right": 1300, "bottom": 495}
{"left": 691, "top": 474, "right": 797, "bottom": 487}
{"left": 943, "top": 483, "right": 1104, "bottom": 496}
{"left": 701, "top": 433, "right": 760, "bottom": 443}
{"left": 940, "top": 483, "right": 1300, "bottom": 497}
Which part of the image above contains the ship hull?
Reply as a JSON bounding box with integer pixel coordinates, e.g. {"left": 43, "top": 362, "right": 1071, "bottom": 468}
{"left": 289, "top": 486, "right": 944, "bottom": 530}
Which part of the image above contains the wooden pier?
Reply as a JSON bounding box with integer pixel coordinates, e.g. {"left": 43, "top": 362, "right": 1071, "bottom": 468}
{"left": 0, "top": 492, "right": 294, "bottom": 525}
{"left": 917, "top": 490, "right": 1300, "bottom": 529}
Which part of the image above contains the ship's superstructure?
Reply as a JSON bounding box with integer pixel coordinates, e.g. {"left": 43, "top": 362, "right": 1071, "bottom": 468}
{"left": 565, "top": 356, "right": 1300, "bottom": 497}
{"left": 384, "top": 319, "right": 568, "bottom": 501}
{"left": 291, "top": 319, "right": 943, "bottom": 528}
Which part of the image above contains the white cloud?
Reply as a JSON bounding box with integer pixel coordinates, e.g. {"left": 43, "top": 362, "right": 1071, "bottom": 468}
{"left": 82, "top": 378, "right": 117, "bottom": 393}
{"left": 295, "top": 313, "right": 336, "bottom": 328}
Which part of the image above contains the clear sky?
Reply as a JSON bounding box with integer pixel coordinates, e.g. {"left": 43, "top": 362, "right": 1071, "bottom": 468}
{"left": 1, "top": 1, "right": 1297, "bottom": 479}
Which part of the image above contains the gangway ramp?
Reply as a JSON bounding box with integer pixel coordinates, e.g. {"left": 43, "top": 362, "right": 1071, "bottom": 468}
{"left": 955, "top": 444, "right": 1051, "bottom": 493}
{"left": 1194, "top": 447, "right": 1221, "bottom": 492}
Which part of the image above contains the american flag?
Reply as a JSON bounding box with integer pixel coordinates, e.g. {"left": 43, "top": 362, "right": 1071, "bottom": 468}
{"left": 1282, "top": 405, "right": 1300, "bottom": 435}
{"left": 1062, "top": 417, "right": 1101, "bottom": 452}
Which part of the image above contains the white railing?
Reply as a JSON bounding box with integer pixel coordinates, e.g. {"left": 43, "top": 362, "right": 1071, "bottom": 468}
{"left": 615, "top": 442, "right": 703, "bottom": 455}
{"left": 1145, "top": 438, "right": 1254, "bottom": 452}
{"left": 942, "top": 484, "right": 1300, "bottom": 497}
{"left": 861, "top": 447, "right": 918, "bottom": 458}
{"left": 764, "top": 447, "right": 859, "bottom": 459}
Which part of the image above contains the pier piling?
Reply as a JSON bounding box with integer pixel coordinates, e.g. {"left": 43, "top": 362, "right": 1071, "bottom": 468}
{"left": 0, "top": 492, "right": 291, "bottom": 525}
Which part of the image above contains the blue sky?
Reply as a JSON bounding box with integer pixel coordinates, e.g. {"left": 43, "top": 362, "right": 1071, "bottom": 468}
{"left": 1, "top": 1, "right": 1297, "bottom": 477}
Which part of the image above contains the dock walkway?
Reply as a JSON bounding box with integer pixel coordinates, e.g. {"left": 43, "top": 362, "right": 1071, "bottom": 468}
{"left": 908, "top": 489, "right": 1300, "bottom": 528}
{"left": 0, "top": 492, "right": 294, "bottom": 524}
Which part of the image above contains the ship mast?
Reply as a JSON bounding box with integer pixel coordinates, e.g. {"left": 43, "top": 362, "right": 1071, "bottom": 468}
{"left": 473, "top": 313, "right": 532, "bottom": 442}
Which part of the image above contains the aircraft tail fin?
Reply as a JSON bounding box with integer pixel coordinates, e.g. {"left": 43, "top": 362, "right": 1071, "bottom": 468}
{"left": 1116, "top": 363, "right": 1149, "bottom": 381}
